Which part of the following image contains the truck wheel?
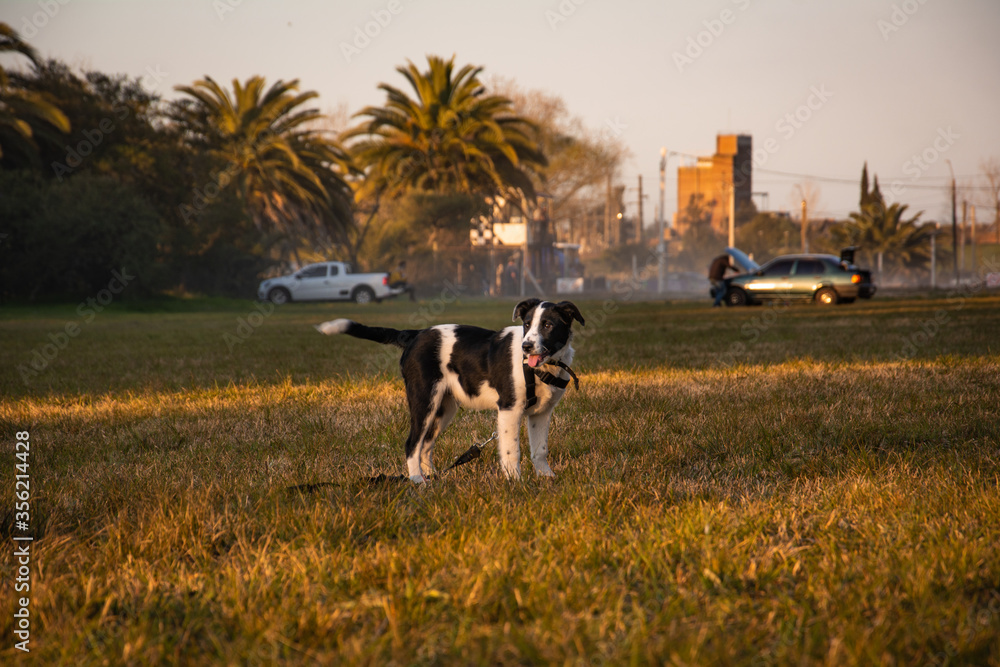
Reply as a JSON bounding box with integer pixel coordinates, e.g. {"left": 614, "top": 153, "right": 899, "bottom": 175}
{"left": 352, "top": 286, "right": 375, "bottom": 304}
{"left": 268, "top": 287, "right": 291, "bottom": 305}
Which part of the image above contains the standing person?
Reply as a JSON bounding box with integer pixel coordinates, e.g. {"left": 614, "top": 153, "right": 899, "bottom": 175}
{"left": 708, "top": 253, "right": 737, "bottom": 307}
{"left": 505, "top": 258, "right": 519, "bottom": 297}
{"left": 388, "top": 260, "right": 416, "bottom": 302}
{"left": 494, "top": 262, "right": 504, "bottom": 297}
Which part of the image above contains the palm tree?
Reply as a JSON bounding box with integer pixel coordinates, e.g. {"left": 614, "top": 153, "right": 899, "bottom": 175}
{"left": 0, "top": 23, "right": 70, "bottom": 164}
{"left": 842, "top": 201, "right": 932, "bottom": 279}
{"left": 344, "top": 55, "right": 546, "bottom": 205}
{"left": 172, "top": 76, "right": 354, "bottom": 262}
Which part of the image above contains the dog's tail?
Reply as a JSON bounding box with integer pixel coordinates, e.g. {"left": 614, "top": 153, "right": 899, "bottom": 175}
{"left": 315, "top": 319, "right": 419, "bottom": 349}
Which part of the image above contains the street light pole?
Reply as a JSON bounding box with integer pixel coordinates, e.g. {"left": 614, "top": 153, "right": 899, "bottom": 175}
{"left": 658, "top": 148, "right": 667, "bottom": 293}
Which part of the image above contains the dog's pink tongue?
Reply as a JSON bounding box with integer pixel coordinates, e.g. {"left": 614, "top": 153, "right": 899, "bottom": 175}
{"left": 528, "top": 354, "right": 543, "bottom": 368}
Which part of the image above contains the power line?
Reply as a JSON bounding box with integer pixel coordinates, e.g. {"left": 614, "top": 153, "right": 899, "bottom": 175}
{"left": 755, "top": 168, "right": 998, "bottom": 191}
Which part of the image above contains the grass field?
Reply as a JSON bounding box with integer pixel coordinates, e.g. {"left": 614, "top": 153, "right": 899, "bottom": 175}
{"left": 2, "top": 291, "right": 999, "bottom": 665}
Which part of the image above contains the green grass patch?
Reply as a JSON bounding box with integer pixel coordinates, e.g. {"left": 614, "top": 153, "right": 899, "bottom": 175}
{"left": 2, "top": 295, "right": 999, "bottom": 664}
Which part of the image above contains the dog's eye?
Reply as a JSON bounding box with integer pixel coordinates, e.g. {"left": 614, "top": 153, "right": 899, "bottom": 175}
{"left": 543, "top": 322, "right": 552, "bottom": 330}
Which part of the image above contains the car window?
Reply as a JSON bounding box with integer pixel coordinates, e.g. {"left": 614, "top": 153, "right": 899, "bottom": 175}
{"left": 795, "top": 259, "right": 826, "bottom": 275}
{"left": 300, "top": 265, "right": 327, "bottom": 279}
{"left": 329, "top": 265, "right": 338, "bottom": 276}
{"left": 761, "top": 259, "right": 794, "bottom": 276}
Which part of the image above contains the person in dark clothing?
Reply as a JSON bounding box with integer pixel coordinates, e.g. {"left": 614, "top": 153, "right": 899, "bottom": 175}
{"left": 708, "top": 254, "right": 737, "bottom": 307}
{"left": 389, "top": 261, "right": 416, "bottom": 301}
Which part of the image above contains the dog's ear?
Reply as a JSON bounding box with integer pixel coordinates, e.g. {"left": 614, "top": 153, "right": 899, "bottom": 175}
{"left": 554, "top": 301, "right": 585, "bottom": 326}
{"left": 512, "top": 298, "right": 542, "bottom": 323}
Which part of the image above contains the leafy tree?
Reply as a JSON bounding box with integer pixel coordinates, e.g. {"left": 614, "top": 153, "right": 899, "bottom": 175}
{"left": 171, "top": 76, "right": 355, "bottom": 265}
{"left": 487, "top": 78, "right": 629, "bottom": 248}
{"left": 839, "top": 165, "right": 933, "bottom": 279}
{"left": 0, "top": 171, "right": 162, "bottom": 299}
{"left": 0, "top": 23, "right": 69, "bottom": 167}
{"left": 841, "top": 202, "right": 931, "bottom": 276}
{"left": 735, "top": 212, "right": 798, "bottom": 260}
{"left": 675, "top": 193, "right": 725, "bottom": 271}
{"left": 345, "top": 56, "right": 546, "bottom": 205}
{"left": 360, "top": 192, "right": 485, "bottom": 280}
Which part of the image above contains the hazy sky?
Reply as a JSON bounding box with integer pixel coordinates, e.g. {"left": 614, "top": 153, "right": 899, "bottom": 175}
{"left": 4, "top": 0, "right": 999, "bottom": 224}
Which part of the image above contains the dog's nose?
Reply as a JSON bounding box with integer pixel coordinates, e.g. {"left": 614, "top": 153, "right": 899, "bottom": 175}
{"left": 522, "top": 341, "right": 533, "bottom": 353}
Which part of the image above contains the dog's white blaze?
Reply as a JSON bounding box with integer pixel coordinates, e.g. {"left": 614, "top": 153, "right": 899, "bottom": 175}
{"left": 522, "top": 306, "right": 546, "bottom": 352}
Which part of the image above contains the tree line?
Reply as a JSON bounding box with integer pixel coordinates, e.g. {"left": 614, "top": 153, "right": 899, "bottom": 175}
{"left": 0, "top": 23, "right": 627, "bottom": 300}
{"left": 4, "top": 21, "right": 994, "bottom": 300}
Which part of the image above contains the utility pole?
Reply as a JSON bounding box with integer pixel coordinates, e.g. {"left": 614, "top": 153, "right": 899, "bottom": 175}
{"left": 946, "top": 159, "right": 958, "bottom": 286}
{"left": 658, "top": 148, "right": 667, "bottom": 293}
{"left": 930, "top": 223, "right": 937, "bottom": 289}
{"left": 960, "top": 200, "right": 967, "bottom": 281}
{"left": 800, "top": 199, "right": 808, "bottom": 253}
{"left": 637, "top": 175, "right": 644, "bottom": 244}
{"left": 971, "top": 204, "right": 977, "bottom": 278}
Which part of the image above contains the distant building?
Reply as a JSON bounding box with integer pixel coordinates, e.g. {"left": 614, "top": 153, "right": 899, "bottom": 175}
{"left": 675, "top": 134, "right": 752, "bottom": 236}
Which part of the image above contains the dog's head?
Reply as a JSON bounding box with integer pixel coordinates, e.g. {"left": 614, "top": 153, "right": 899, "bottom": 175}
{"left": 512, "top": 299, "right": 585, "bottom": 368}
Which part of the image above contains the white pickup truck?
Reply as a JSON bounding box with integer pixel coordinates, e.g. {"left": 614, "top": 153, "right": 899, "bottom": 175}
{"left": 257, "top": 261, "right": 404, "bottom": 304}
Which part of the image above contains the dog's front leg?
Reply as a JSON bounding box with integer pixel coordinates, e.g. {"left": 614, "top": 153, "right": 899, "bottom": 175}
{"left": 497, "top": 409, "right": 522, "bottom": 479}
{"left": 527, "top": 410, "right": 555, "bottom": 477}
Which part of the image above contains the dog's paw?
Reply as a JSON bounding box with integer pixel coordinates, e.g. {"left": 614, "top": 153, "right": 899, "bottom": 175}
{"left": 409, "top": 474, "right": 426, "bottom": 484}
{"left": 531, "top": 459, "right": 555, "bottom": 477}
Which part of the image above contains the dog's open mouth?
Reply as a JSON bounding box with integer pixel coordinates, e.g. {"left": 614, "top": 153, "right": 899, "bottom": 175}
{"left": 526, "top": 353, "right": 547, "bottom": 368}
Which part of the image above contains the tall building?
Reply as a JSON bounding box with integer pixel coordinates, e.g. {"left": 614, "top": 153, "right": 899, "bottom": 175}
{"left": 675, "top": 134, "right": 752, "bottom": 236}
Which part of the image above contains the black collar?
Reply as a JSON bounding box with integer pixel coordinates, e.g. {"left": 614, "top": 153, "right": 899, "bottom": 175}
{"left": 523, "top": 360, "right": 579, "bottom": 408}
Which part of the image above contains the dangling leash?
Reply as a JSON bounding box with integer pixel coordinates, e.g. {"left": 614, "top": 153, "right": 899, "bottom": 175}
{"left": 444, "top": 431, "right": 498, "bottom": 472}
{"left": 449, "top": 361, "right": 580, "bottom": 467}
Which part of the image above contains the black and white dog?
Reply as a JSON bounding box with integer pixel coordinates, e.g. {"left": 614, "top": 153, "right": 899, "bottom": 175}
{"left": 316, "top": 299, "right": 584, "bottom": 483}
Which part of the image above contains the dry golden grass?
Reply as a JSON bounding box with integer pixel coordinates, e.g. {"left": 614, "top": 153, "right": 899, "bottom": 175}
{"left": 1, "top": 295, "right": 999, "bottom": 664}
